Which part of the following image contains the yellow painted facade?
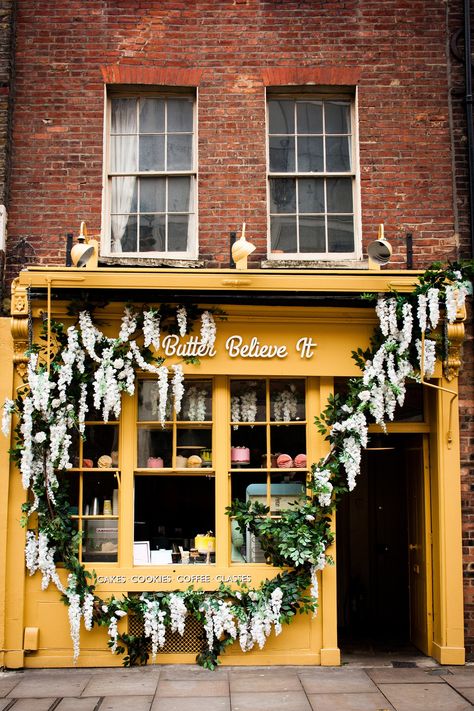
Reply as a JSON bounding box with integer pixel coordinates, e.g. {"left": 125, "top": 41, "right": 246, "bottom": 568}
{"left": 0, "top": 267, "right": 466, "bottom": 668}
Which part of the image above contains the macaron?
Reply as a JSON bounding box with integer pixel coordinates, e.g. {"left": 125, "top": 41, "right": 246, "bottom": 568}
{"left": 294, "top": 453, "right": 307, "bottom": 468}
{"left": 277, "top": 453, "right": 293, "bottom": 468}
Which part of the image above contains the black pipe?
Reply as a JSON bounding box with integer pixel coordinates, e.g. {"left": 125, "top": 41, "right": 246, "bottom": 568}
{"left": 465, "top": 0, "right": 474, "bottom": 258}
{"left": 66, "top": 232, "right": 73, "bottom": 266}
{"left": 229, "top": 231, "right": 237, "bottom": 267}
{"left": 406, "top": 233, "right": 413, "bottom": 269}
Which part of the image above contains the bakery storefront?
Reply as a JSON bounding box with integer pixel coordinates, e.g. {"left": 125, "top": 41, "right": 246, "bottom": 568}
{"left": 0, "top": 266, "right": 467, "bottom": 668}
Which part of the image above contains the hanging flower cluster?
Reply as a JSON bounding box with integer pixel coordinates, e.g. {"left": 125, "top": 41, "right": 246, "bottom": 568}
{"left": 273, "top": 384, "right": 298, "bottom": 421}
{"left": 231, "top": 385, "right": 258, "bottom": 428}
{"left": 185, "top": 385, "right": 208, "bottom": 421}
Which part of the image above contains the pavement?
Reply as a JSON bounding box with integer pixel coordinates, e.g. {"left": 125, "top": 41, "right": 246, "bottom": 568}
{"left": 0, "top": 658, "right": 473, "bottom": 711}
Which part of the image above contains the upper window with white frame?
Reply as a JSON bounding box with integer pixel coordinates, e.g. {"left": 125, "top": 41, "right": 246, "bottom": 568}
{"left": 267, "top": 95, "right": 358, "bottom": 259}
{"left": 105, "top": 94, "right": 196, "bottom": 258}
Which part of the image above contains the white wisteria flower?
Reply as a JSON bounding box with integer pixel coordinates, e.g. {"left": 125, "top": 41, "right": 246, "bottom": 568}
{"left": 143, "top": 308, "right": 161, "bottom": 350}
{"left": 200, "top": 311, "right": 216, "bottom": 348}
{"left": 176, "top": 306, "right": 187, "bottom": 338}
{"left": 172, "top": 364, "right": 185, "bottom": 416}
{"left": 1, "top": 399, "right": 14, "bottom": 437}
{"left": 168, "top": 593, "right": 187, "bottom": 635}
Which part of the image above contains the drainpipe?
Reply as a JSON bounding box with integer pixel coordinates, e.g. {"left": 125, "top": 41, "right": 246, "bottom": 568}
{"left": 464, "top": 0, "right": 474, "bottom": 257}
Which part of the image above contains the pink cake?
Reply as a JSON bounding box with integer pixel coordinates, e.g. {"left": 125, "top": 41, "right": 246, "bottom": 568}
{"left": 231, "top": 446, "right": 250, "bottom": 464}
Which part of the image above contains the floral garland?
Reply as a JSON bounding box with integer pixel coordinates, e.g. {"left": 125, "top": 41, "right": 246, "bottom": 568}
{"left": 1, "top": 263, "right": 473, "bottom": 669}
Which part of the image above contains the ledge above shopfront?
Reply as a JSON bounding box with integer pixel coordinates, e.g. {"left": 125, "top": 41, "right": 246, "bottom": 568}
{"left": 12, "top": 266, "right": 422, "bottom": 311}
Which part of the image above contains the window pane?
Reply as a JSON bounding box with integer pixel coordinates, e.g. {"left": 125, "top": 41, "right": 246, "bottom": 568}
{"left": 139, "top": 214, "right": 165, "bottom": 252}
{"left": 327, "top": 215, "right": 354, "bottom": 252}
{"left": 269, "top": 136, "right": 295, "bottom": 172}
{"left": 168, "top": 99, "right": 193, "bottom": 132}
{"left": 325, "top": 101, "right": 351, "bottom": 134}
{"left": 300, "top": 216, "right": 326, "bottom": 252}
{"left": 111, "top": 214, "right": 137, "bottom": 252}
{"left": 167, "top": 134, "right": 193, "bottom": 170}
{"left": 168, "top": 177, "right": 191, "bottom": 212}
{"left": 269, "top": 178, "right": 296, "bottom": 213}
{"left": 268, "top": 100, "right": 294, "bottom": 134}
{"left": 111, "top": 98, "right": 136, "bottom": 134}
{"left": 297, "top": 101, "right": 323, "bottom": 134}
{"left": 326, "top": 136, "right": 351, "bottom": 171}
{"left": 326, "top": 178, "right": 353, "bottom": 213}
{"left": 298, "top": 178, "right": 324, "bottom": 213}
{"left": 270, "top": 215, "right": 297, "bottom": 252}
{"left": 139, "top": 135, "right": 165, "bottom": 171}
{"left": 111, "top": 136, "right": 137, "bottom": 172}
{"left": 140, "top": 178, "right": 166, "bottom": 213}
{"left": 139, "top": 98, "right": 165, "bottom": 133}
{"left": 297, "top": 137, "right": 324, "bottom": 172}
{"left": 134, "top": 476, "right": 215, "bottom": 563}
{"left": 111, "top": 176, "right": 137, "bottom": 214}
{"left": 168, "top": 215, "right": 189, "bottom": 252}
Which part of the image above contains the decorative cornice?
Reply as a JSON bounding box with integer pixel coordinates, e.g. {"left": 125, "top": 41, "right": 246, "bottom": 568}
{"left": 444, "top": 306, "right": 466, "bottom": 381}
{"left": 10, "top": 279, "right": 29, "bottom": 378}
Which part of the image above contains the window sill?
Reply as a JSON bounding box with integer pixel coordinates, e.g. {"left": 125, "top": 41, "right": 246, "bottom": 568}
{"left": 261, "top": 258, "right": 368, "bottom": 270}
{"left": 99, "top": 256, "right": 204, "bottom": 269}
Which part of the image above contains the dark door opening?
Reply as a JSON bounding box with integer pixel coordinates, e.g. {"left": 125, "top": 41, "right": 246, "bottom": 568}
{"left": 337, "top": 434, "right": 427, "bottom": 654}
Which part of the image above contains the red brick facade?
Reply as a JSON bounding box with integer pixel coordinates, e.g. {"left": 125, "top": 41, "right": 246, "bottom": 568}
{"left": 2, "top": 0, "right": 474, "bottom": 658}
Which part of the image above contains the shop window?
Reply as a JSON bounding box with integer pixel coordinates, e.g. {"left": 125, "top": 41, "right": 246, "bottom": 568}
{"left": 134, "top": 379, "right": 215, "bottom": 565}
{"left": 230, "top": 379, "right": 308, "bottom": 563}
{"left": 64, "top": 417, "right": 120, "bottom": 563}
{"left": 267, "top": 95, "right": 358, "bottom": 259}
{"left": 105, "top": 93, "right": 197, "bottom": 258}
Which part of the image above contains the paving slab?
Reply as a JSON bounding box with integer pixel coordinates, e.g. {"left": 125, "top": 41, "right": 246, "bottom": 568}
{"left": 7, "top": 699, "right": 57, "bottom": 711}
{"left": 230, "top": 673, "right": 302, "bottom": 692}
{"left": 441, "top": 670, "right": 474, "bottom": 688}
{"left": 378, "top": 682, "right": 473, "bottom": 711}
{"left": 7, "top": 674, "right": 90, "bottom": 698}
{"left": 299, "top": 669, "right": 378, "bottom": 694}
{"left": 152, "top": 697, "right": 230, "bottom": 711}
{"left": 156, "top": 678, "right": 229, "bottom": 697}
{"left": 81, "top": 671, "right": 159, "bottom": 697}
{"left": 452, "top": 688, "right": 474, "bottom": 705}
{"left": 367, "top": 667, "right": 445, "bottom": 684}
{"left": 56, "top": 698, "right": 101, "bottom": 711}
{"left": 230, "top": 690, "right": 311, "bottom": 711}
{"left": 307, "top": 692, "right": 395, "bottom": 711}
{"left": 0, "top": 676, "right": 21, "bottom": 697}
{"left": 0, "top": 700, "right": 12, "bottom": 711}
{"left": 100, "top": 695, "right": 154, "bottom": 711}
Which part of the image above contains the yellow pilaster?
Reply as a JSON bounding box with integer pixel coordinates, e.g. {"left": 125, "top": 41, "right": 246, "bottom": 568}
{"left": 318, "top": 377, "right": 340, "bottom": 666}
{"left": 0, "top": 318, "right": 14, "bottom": 668}
{"left": 430, "top": 380, "right": 465, "bottom": 665}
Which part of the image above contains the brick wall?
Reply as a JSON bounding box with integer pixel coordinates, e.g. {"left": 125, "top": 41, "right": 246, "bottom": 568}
{"left": 5, "top": 0, "right": 459, "bottom": 279}
{"left": 4, "top": 0, "right": 474, "bottom": 657}
{"left": 0, "top": 0, "right": 14, "bottom": 207}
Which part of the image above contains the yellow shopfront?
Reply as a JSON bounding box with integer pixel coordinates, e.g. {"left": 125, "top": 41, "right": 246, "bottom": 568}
{"left": 0, "top": 267, "right": 466, "bottom": 668}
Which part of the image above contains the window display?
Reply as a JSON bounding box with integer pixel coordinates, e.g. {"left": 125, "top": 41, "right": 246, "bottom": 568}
{"left": 229, "top": 378, "right": 308, "bottom": 562}
{"left": 134, "top": 378, "right": 215, "bottom": 564}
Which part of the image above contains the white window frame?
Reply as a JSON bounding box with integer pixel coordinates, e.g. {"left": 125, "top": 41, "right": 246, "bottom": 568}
{"left": 102, "top": 88, "right": 198, "bottom": 260}
{"left": 266, "top": 89, "right": 361, "bottom": 261}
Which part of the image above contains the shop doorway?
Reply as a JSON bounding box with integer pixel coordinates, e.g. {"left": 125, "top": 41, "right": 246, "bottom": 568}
{"left": 337, "top": 434, "right": 433, "bottom": 656}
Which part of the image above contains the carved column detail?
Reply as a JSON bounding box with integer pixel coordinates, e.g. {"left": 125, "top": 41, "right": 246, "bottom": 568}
{"left": 10, "top": 279, "right": 29, "bottom": 379}
{"left": 444, "top": 306, "right": 466, "bottom": 381}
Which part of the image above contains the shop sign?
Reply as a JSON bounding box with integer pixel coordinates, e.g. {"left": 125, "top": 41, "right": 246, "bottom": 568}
{"left": 162, "top": 334, "right": 317, "bottom": 360}
{"left": 96, "top": 574, "right": 253, "bottom": 585}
